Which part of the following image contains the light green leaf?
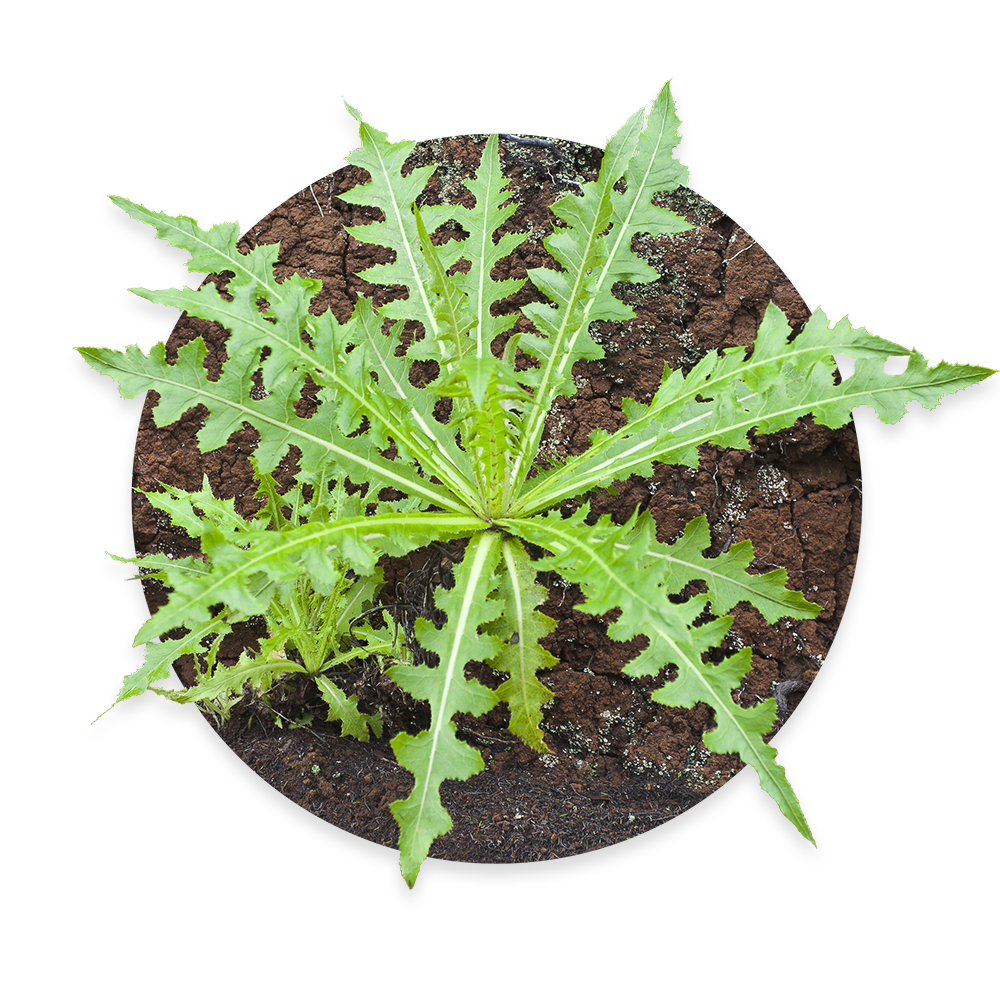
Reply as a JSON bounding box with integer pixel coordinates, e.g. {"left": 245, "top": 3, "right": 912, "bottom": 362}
{"left": 513, "top": 302, "right": 996, "bottom": 515}
{"left": 350, "top": 299, "right": 474, "bottom": 495}
{"left": 486, "top": 538, "right": 556, "bottom": 752}
{"left": 141, "top": 476, "right": 248, "bottom": 539}
{"left": 500, "top": 506, "right": 814, "bottom": 841}
{"left": 315, "top": 675, "right": 382, "bottom": 742}
{"left": 105, "top": 614, "right": 231, "bottom": 715}
{"left": 413, "top": 205, "right": 478, "bottom": 362}
{"left": 77, "top": 338, "right": 473, "bottom": 514}
{"left": 158, "top": 644, "right": 311, "bottom": 715}
{"left": 446, "top": 133, "right": 529, "bottom": 356}
{"left": 129, "top": 510, "right": 489, "bottom": 644}
{"left": 510, "top": 83, "right": 693, "bottom": 494}
{"left": 110, "top": 196, "right": 277, "bottom": 288}
{"left": 626, "top": 515, "right": 821, "bottom": 624}
{"left": 388, "top": 531, "right": 504, "bottom": 887}
{"left": 339, "top": 127, "right": 529, "bottom": 359}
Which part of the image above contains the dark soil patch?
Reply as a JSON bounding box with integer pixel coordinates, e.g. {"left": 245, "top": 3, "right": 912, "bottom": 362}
{"left": 227, "top": 716, "right": 706, "bottom": 862}
{"left": 132, "top": 133, "right": 861, "bottom": 865}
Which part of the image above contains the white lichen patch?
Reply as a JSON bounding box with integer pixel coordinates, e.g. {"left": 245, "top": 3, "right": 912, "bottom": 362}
{"left": 538, "top": 406, "right": 572, "bottom": 459}
{"left": 623, "top": 754, "right": 678, "bottom": 779}
{"left": 594, "top": 706, "right": 640, "bottom": 754}
{"left": 721, "top": 482, "right": 749, "bottom": 525}
{"left": 756, "top": 464, "right": 790, "bottom": 504}
{"left": 725, "top": 629, "right": 746, "bottom": 650}
{"left": 675, "top": 327, "right": 704, "bottom": 367}
{"left": 542, "top": 718, "right": 593, "bottom": 757}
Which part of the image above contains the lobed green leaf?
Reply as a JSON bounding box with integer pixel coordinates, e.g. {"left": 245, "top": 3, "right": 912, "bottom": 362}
{"left": 126, "top": 510, "right": 488, "bottom": 645}
{"left": 485, "top": 537, "right": 557, "bottom": 752}
{"left": 77, "top": 338, "right": 473, "bottom": 513}
{"left": 387, "top": 531, "right": 504, "bottom": 887}
{"left": 510, "top": 82, "right": 693, "bottom": 491}
{"left": 500, "top": 506, "right": 816, "bottom": 840}
{"left": 514, "top": 303, "right": 996, "bottom": 515}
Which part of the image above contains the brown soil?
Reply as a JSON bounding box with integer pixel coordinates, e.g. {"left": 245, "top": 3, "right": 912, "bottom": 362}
{"left": 131, "top": 133, "right": 861, "bottom": 865}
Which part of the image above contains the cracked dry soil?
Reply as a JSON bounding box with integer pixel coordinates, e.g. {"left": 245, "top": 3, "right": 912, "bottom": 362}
{"left": 132, "top": 134, "right": 861, "bottom": 865}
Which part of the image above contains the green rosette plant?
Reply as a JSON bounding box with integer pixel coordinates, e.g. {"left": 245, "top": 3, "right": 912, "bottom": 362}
{"left": 80, "top": 83, "right": 995, "bottom": 886}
